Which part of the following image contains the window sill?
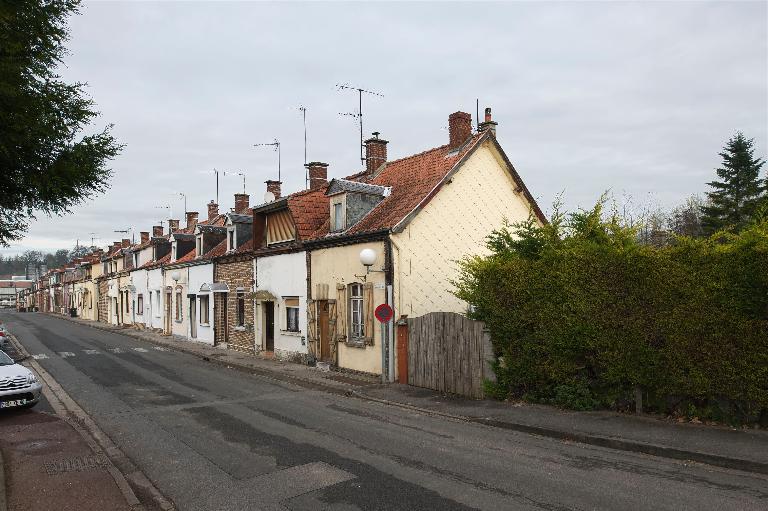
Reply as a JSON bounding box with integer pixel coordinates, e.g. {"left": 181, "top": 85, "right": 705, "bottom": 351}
{"left": 344, "top": 339, "right": 368, "bottom": 349}
{"left": 280, "top": 330, "right": 302, "bottom": 337}
{"left": 174, "top": 320, "right": 183, "bottom": 324}
{"left": 199, "top": 322, "right": 210, "bottom": 327}
{"left": 234, "top": 326, "right": 246, "bottom": 331}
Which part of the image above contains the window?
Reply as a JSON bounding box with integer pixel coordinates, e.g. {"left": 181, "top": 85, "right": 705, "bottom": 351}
{"left": 333, "top": 202, "right": 344, "bottom": 231}
{"left": 285, "top": 297, "right": 299, "bottom": 332}
{"left": 199, "top": 295, "right": 210, "bottom": 324}
{"left": 155, "top": 290, "right": 161, "bottom": 316}
{"left": 124, "top": 291, "right": 130, "bottom": 312}
{"left": 236, "top": 291, "right": 245, "bottom": 326}
{"left": 137, "top": 294, "right": 143, "bottom": 315}
{"left": 228, "top": 230, "right": 235, "bottom": 251}
{"left": 196, "top": 236, "right": 202, "bottom": 256}
{"left": 349, "top": 283, "right": 364, "bottom": 338}
{"left": 175, "top": 291, "right": 182, "bottom": 321}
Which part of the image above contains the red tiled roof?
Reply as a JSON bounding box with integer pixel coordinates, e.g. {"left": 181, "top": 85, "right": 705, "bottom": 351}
{"left": 206, "top": 238, "right": 228, "bottom": 259}
{"left": 235, "top": 237, "right": 254, "bottom": 254}
{"left": 173, "top": 247, "right": 197, "bottom": 264}
{"left": 286, "top": 186, "right": 331, "bottom": 240}
{"left": 139, "top": 253, "right": 170, "bottom": 270}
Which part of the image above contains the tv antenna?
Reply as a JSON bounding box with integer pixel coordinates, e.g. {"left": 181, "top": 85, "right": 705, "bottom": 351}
{"left": 113, "top": 228, "right": 134, "bottom": 243}
{"left": 337, "top": 83, "right": 384, "bottom": 165}
{"left": 298, "top": 106, "right": 308, "bottom": 187}
{"left": 176, "top": 192, "right": 187, "bottom": 215}
{"left": 254, "top": 140, "right": 281, "bottom": 183}
{"left": 88, "top": 232, "right": 97, "bottom": 247}
{"left": 154, "top": 203, "right": 172, "bottom": 221}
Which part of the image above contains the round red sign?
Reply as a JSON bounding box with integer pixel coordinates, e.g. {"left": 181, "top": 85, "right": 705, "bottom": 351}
{"left": 374, "top": 303, "right": 394, "bottom": 323}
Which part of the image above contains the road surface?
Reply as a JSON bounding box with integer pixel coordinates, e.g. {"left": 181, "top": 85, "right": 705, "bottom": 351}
{"left": 2, "top": 311, "right": 766, "bottom": 510}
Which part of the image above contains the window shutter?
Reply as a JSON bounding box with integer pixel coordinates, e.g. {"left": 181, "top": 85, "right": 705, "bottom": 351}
{"left": 363, "top": 282, "right": 374, "bottom": 345}
{"left": 335, "top": 284, "right": 347, "bottom": 344}
{"left": 307, "top": 299, "right": 317, "bottom": 358}
{"left": 328, "top": 299, "right": 337, "bottom": 364}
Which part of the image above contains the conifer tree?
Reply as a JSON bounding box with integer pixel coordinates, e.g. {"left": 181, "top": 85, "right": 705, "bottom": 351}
{"left": 701, "top": 132, "right": 765, "bottom": 235}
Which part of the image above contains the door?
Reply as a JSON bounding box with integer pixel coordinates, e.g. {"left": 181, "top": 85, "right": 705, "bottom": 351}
{"left": 264, "top": 301, "right": 275, "bottom": 351}
{"left": 165, "top": 292, "right": 172, "bottom": 334}
{"left": 318, "top": 300, "right": 330, "bottom": 361}
{"left": 189, "top": 296, "right": 197, "bottom": 338}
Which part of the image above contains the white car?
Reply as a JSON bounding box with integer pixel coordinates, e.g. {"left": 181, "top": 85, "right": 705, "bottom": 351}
{"left": 0, "top": 351, "right": 42, "bottom": 409}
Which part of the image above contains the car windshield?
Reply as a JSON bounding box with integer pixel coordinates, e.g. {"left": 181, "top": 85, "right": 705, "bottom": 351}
{"left": 0, "top": 351, "right": 15, "bottom": 366}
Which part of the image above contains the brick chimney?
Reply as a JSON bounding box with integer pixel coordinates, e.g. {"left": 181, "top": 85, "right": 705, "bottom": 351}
{"left": 448, "top": 111, "right": 472, "bottom": 150}
{"left": 112, "top": 242, "right": 121, "bottom": 253}
{"left": 306, "top": 162, "right": 328, "bottom": 190}
{"left": 265, "top": 180, "right": 282, "bottom": 200}
{"left": 365, "top": 132, "right": 388, "bottom": 175}
{"left": 207, "top": 201, "right": 219, "bottom": 222}
{"left": 186, "top": 211, "right": 198, "bottom": 230}
{"left": 121, "top": 239, "right": 130, "bottom": 248}
{"left": 152, "top": 225, "right": 163, "bottom": 237}
{"left": 168, "top": 219, "right": 180, "bottom": 233}
{"left": 234, "top": 193, "right": 250, "bottom": 214}
{"left": 140, "top": 231, "right": 149, "bottom": 243}
{"left": 478, "top": 107, "right": 498, "bottom": 137}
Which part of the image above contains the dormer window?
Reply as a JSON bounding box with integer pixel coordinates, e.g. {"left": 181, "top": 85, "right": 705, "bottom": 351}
{"left": 265, "top": 209, "right": 295, "bottom": 245}
{"left": 333, "top": 202, "right": 344, "bottom": 231}
{"left": 228, "top": 229, "right": 235, "bottom": 251}
{"left": 196, "top": 236, "right": 202, "bottom": 256}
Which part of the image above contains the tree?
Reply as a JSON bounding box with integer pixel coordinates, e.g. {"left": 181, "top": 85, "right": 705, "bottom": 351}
{"left": 668, "top": 195, "right": 705, "bottom": 238}
{"left": 701, "top": 132, "right": 766, "bottom": 235}
{"left": 0, "top": 0, "right": 122, "bottom": 246}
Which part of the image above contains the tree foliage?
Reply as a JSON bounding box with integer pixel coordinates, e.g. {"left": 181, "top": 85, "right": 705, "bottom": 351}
{"left": 0, "top": 0, "right": 122, "bottom": 245}
{"left": 701, "top": 132, "right": 766, "bottom": 235}
{"left": 455, "top": 202, "right": 768, "bottom": 424}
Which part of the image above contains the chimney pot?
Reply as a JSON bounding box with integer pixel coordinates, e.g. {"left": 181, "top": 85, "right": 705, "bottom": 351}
{"left": 478, "top": 106, "right": 498, "bottom": 137}
{"left": 265, "top": 180, "right": 282, "bottom": 200}
{"left": 152, "top": 225, "right": 163, "bottom": 237}
{"left": 207, "top": 201, "right": 219, "bottom": 222}
{"left": 121, "top": 239, "right": 130, "bottom": 248}
{"left": 168, "top": 219, "right": 180, "bottom": 233}
{"left": 306, "top": 162, "right": 329, "bottom": 190}
{"left": 140, "top": 231, "right": 149, "bottom": 243}
{"left": 448, "top": 111, "right": 473, "bottom": 150}
{"left": 234, "top": 193, "right": 250, "bottom": 214}
{"left": 185, "top": 211, "right": 199, "bottom": 230}
{"left": 364, "top": 132, "right": 388, "bottom": 175}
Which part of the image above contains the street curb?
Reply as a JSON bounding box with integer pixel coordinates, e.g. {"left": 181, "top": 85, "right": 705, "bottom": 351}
{"left": 42, "top": 313, "right": 768, "bottom": 476}
{"left": 7, "top": 332, "right": 175, "bottom": 511}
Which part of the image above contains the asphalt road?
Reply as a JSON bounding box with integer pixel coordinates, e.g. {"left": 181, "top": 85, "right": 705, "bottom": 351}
{"left": 2, "top": 311, "right": 767, "bottom": 511}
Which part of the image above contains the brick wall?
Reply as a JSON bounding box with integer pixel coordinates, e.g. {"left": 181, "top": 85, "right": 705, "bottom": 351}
{"left": 215, "top": 257, "right": 254, "bottom": 354}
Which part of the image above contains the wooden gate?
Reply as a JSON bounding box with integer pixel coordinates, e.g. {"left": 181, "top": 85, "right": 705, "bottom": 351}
{"left": 407, "top": 312, "right": 494, "bottom": 399}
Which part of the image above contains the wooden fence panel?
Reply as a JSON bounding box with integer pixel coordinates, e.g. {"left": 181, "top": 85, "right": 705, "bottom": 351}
{"left": 407, "top": 312, "right": 491, "bottom": 398}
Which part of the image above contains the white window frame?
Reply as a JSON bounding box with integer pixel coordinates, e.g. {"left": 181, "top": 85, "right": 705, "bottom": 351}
{"left": 199, "top": 294, "right": 210, "bottom": 325}
{"left": 349, "top": 283, "right": 364, "bottom": 339}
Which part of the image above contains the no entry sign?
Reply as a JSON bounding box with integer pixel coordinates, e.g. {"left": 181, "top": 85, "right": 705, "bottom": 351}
{"left": 374, "top": 303, "right": 394, "bottom": 323}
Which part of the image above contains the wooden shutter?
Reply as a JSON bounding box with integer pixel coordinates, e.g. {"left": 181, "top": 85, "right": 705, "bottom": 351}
{"left": 328, "top": 299, "right": 337, "bottom": 364}
{"left": 335, "top": 284, "right": 347, "bottom": 345}
{"left": 307, "top": 299, "right": 317, "bottom": 358}
{"left": 363, "top": 282, "right": 374, "bottom": 345}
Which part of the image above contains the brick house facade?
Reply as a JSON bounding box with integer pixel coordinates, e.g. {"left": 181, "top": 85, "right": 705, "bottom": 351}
{"left": 213, "top": 255, "right": 254, "bottom": 353}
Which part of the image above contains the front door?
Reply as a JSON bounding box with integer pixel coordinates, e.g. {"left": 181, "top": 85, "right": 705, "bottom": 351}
{"left": 318, "top": 300, "right": 330, "bottom": 361}
{"left": 165, "top": 292, "right": 172, "bottom": 334}
{"left": 189, "top": 296, "right": 197, "bottom": 338}
{"left": 264, "top": 301, "right": 275, "bottom": 351}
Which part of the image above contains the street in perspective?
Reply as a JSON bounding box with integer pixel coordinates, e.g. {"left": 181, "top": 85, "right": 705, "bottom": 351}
{"left": 1, "top": 1, "right": 767, "bottom": 510}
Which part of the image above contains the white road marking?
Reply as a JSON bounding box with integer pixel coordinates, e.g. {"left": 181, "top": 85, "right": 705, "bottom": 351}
{"left": 109, "top": 347, "right": 125, "bottom": 354}
{"left": 152, "top": 346, "right": 169, "bottom": 351}
{"left": 132, "top": 347, "right": 148, "bottom": 353}
{"left": 58, "top": 352, "right": 75, "bottom": 358}
{"left": 83, "top": 349, "right": 101, "bottom": 355}
{"left": 32, "top": 354, "right": 49, "bottom": 360}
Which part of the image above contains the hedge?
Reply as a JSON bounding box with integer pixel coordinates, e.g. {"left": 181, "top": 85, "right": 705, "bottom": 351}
{"left": 454, "top": 203, "right": 768, "bottom": 424}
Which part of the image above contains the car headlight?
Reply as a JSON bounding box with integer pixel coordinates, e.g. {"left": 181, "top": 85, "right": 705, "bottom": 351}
{"left": 26, "top": 373, "right": 38, "bottom": 385}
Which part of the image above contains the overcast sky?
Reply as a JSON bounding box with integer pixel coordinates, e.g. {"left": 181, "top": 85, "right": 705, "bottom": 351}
{"left": 3, "top": 0, "right": 766, "bottom": 256}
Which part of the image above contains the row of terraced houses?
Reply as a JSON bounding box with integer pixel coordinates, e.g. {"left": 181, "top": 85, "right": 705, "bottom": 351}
{"left": 17, "top": 109, "right": 545, "bottom": 379}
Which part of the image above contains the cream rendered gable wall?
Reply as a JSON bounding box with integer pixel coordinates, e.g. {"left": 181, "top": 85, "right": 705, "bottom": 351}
{"left": 391, "top": 140, "right": 535, "bottom": 318}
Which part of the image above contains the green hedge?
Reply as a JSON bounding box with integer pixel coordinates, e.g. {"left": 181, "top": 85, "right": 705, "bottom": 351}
{"left": 455, "top": 204, "right": 768, "bottom": 424}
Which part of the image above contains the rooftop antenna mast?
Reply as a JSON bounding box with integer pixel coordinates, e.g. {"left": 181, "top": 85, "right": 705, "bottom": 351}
{"left": 236, "top": 172, "right": 246, "bottom": 194}
{"left": 88, "top": 233, "right": 97, "bottom": 247}
{"left": 177, "top": 192, "right": 187, "bottom": 215}
{"left": 337, "top": 83, "right": 384, "bottom": 165}
{"left": 213, "top": 169, "right": 220, "bottom": 204}
{"left": 298, "top": 106, "right": 308, "bottom": 188}
{"left": 154, "top": 204, "right": 171, "bottom": 223}
{"left": 113, "top": 228, "right": 134, "bottom": 243}
{"left": 254, "top": 140, "right": 281, "bottom": 182}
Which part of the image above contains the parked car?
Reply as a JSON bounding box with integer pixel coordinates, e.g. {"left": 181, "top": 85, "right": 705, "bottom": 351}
{"left": 0, "top": 350, "right": 42, "bottom": 409}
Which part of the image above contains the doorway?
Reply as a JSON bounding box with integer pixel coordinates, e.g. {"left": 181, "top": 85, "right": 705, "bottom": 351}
{"left": 165, "top": 291, "right": 172, "bottom": 334}
{"left": 318, "top": 300, "right": 330, "bottom": 361}
{"left": 189, "top": 296, "right": 197, "bottom": 338}
{"left": 263, "top": 301, "right": 275, "bottom": 351}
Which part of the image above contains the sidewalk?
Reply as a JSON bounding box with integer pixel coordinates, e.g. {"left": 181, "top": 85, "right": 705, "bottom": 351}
{"left": 49, "top": 313, "right": 768, "bottom": 476}
{"left": 0, "top": 409, "right": 134, "bottom": 511}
